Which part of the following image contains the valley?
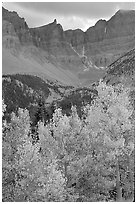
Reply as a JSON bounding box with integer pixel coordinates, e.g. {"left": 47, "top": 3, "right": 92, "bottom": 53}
{"left": 2, "top": 4, "right": 135, "bottom": 202}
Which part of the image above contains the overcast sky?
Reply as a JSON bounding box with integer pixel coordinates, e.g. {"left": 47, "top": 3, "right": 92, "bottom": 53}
{"left": 2, "top": 2, "right": 135, "bottom": 31}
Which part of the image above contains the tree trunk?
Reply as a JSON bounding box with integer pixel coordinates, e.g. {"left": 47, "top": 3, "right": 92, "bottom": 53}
{"left": 116, "top": 158, "right": 123, "bottom": 202}
{"left": 127, "top": 154, "right": 135, "bottom": 201}
{"left": 64, "top": 160, "right": 69, "bottom": 178}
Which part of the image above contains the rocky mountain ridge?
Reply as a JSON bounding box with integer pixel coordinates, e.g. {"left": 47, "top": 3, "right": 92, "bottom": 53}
{"left": 2, "top": 7, "right": 135, "bottom": 86}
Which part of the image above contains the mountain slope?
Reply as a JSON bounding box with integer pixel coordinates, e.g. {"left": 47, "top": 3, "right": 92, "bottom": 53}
{"left": 103, "top": 48, "right": 135, "bottom": 88}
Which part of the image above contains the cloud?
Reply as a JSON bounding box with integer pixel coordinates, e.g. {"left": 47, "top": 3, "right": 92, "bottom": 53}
{"left": 58, "top": 15, "right": 98, "bottom": 31}
{"left": 2, "top": 2, "right": 135, "bottom": 31}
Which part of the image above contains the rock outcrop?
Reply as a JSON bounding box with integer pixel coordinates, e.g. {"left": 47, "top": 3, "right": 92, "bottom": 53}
{"left": 2, "top": 7, "right": 33, "bottom": 45}
{"left": 85, "top": 19, "right": 107, "bottom": 43}
{"left": 106, "top": 10, "right": 135, "bottom": 39}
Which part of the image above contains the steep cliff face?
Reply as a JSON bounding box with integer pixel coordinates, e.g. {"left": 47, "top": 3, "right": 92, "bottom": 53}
{"left": 85, "top": 19, "right": 107, "bottom": 43}
{"left": 2, "top": 7, "right": 28, "bottom": 29}
{"left": 30, "top": 20, "right": 65, "bottom": 51}
{"left": 64, "top": 29, "right": 85, "bottom": 47}
{"left": 2, "top": 7, "right": 135, "bottom": 86}
{"left": 2, "top": 20, "right": 21, "bottom": 55}
{"left": 2, "top": 7, "right": 33, "bottom": 45}
{"left": 106, "top": 10, "right": 135, "bottom": 39}
{"left": 29, "top": 19, "right": 85, "bottom": 73}
{"left": 64, "top": 9, "right": 135, "bottom": 68}
{"left": 85, "top": 10, "right": 135, "bottom": 42}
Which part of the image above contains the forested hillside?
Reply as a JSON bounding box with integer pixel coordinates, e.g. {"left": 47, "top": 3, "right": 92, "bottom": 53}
{"left": 2, "top": 76, "right": 135, "bottom": 202}
{"left": 104, "top": 48, "right": 135, "bottom": 88}
{"left": 2, "top": 74, "right": 73, "bottom": 121}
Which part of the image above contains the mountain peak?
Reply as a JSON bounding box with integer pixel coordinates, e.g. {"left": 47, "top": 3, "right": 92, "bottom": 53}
{"left": 95, "top": 19, "right": 107, "bottom": 27}
{"left": 53, "top": 19, "right": 57, "bottom": 24}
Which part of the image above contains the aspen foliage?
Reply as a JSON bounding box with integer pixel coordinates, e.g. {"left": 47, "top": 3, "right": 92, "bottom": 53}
{"left": 2, "top": 81, "right": 134, "bottom": 201}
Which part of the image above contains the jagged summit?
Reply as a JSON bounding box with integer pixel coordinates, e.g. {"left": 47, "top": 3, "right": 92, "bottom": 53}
{"left": 2, "top": 7, "right": 29, "bottom": 29}
{"left": 53, "top": 19, "right": 57, "bottom": 24}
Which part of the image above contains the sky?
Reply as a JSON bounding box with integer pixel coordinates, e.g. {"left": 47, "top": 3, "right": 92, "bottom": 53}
{"left": 2, "top": 2, "right": 135, "bottom": 31}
